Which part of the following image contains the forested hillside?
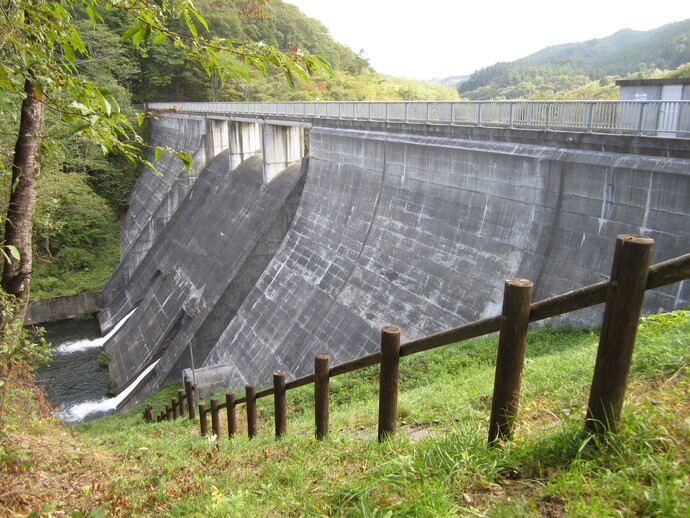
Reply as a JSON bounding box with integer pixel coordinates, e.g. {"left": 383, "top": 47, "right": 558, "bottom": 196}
{"left": 457, "top": 18, "right": 690, "bottom": 99}
{"left": 95, "top": 0, "right": 458, "bottom": 103}
{"left": 0, "top": 1, "right": 458, "bottom": 300}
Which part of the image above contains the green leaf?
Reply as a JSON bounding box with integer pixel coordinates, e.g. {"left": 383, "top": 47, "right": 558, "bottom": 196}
{"left": 184, "top": 13, "right": 198, "bottom": 40}
{"left": 153, "top": 32, "right": 167, "bottom": 45}
{"left": 101, "top": 96, "right": 111, "bottom": 116}
{"left": 85, "top": 4, "right": 103, "bottom": 25}
{"left": 154, "top": 146, "right": 163, "bottom": 161}
{"left": 66, "top": 120, "right": 91, "bottom": 136}
{"left": 62, "top": 43, "right": 75, "bottom": 64}
{"left": 69, "top": 101, "right": 90, "bottom": 114}
{"left": 6, "top": 245, "right": 20, "bottom": 261}
{"left": 121, "top": 25, "right": 139, "bottom": 42}
{"left": 191, "top": 8, "right": 209, "bottom": 32}
{"left": 174, "top": 151, "right": 193, "bottom": 171}
{"left": 283, "top": 69, "right": 295, "bottom": 89}
{"left": 288, "top": 62, "right": 310, "bottom": 82}
{"left": 69, "top": 29, "right": 87, "bottom": 53}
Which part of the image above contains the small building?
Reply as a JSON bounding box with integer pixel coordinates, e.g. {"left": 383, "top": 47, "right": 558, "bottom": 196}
{"left": 616, "top": 78, "right": 690, "bottom": 137}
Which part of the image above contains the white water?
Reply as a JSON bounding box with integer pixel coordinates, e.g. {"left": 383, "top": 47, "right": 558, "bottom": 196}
{"left": 56, "top": 359, "right": 160, "bottom": 423}
{"left": 50, "top": 308, "right": 145, "bottom": 423}
{"left": 55, "top": 308, "right": 136, "bottom": 354}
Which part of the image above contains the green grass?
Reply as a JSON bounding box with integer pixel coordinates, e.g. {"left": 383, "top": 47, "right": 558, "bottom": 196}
{"left": 2, "top": 310, "right": 689, "bottom": 516}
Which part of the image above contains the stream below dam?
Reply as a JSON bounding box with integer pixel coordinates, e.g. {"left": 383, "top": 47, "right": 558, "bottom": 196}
{"left": 35, "top": 317, "right": 112, "bottom": 422}
{"left": 34, "top": 310, "right": 143, "bottom": 423}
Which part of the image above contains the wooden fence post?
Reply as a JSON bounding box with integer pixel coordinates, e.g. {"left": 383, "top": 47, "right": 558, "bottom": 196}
{"left": 274, "top": 371, "right": 287, "bottom": 438}
{"left": 165, "top": 403, "right": 172, "bottom": 421}
{"left": 210, "top": 397, "right": 220, "bottom": 437}
{"left": 199, "top": 402, "right": 208, "bottom": 436}
{"left": 378, "top": 326, "right": 401, "bottom": 442}
{"left": 586, "top": 235, "right": 654, "bottom": 435}
{"left": 246, "top": 383, "right": 257, "bottom": 438}
{"left": 172, "top": 397, "right": 179, "bottom": 419}
{"left": 178, "top": 389, "right": 186, "bottom": 417}
{"left": 226, "top": 391, "right": 236, "bottom": 438}
{"left": 185, "top": 378, "right": 196, "bottom": 420}
{"left": 315, "top": 354, "right": 330, "bottom": 440}
{"left": 488, "top": 278, "right": 533, "bottom": 445}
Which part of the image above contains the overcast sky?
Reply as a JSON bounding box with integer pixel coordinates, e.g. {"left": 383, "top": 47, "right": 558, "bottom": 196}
{"left": 286, "top": 0, "right": 689, "bottom": 80}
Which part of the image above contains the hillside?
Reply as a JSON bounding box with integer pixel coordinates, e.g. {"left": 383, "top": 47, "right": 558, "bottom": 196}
{"left": 1, "top": 312, "right": 688, "bottom": 515}
{"left": 520, "top": 28, "right": 659, "bottom": 66}
{"left": 118, "top": 0, "right": 459, "bottom": 103}
{"left": 457, "top": 18, "right": 690, "bottom": 100}
{"left": 20, "top": 0, "right": 459, "bottom": 300}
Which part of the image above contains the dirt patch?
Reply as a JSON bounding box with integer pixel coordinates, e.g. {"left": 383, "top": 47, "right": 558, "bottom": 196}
{"left": 0, "top": 431, "right": 115, "bottom": 516}
{"left": 0, "top": 365, "right": 114, "bottom": 516}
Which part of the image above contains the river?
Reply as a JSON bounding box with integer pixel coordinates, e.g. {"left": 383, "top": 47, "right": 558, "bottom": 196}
{"left": 34, "top": 310, "right": 145, "bottom": 423}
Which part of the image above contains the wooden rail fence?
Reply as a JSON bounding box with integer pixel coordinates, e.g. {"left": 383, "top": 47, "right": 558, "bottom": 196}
{"left": 144, "top": 235, "right": 690, "bottom": 443}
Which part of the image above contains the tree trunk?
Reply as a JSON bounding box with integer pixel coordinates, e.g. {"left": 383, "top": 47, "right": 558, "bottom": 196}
{"left": 1, "top": 78, "right": 44, "bottom": 323}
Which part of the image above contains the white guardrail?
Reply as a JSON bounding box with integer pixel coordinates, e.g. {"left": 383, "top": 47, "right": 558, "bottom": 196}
{"left": 146, "top": 100, "right": 690, "bottom": 138}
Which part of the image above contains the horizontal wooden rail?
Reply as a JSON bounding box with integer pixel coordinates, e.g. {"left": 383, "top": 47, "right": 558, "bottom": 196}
{"left": 146, "top": 251, "right": 689, "bottom": 423}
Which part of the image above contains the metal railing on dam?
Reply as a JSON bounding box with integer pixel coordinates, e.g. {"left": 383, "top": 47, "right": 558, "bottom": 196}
{"left": 147, "top": 100, "right": 690, "bottom": 138}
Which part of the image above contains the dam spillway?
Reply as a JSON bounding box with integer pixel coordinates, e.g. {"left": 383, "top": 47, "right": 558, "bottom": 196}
{"left": 101, "top": 103, "right": 690, "bottom": 409}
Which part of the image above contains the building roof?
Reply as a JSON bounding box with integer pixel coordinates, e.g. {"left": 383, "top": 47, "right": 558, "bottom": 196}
{"left": 616, "top": 78, "right": 690, "bottom": 87}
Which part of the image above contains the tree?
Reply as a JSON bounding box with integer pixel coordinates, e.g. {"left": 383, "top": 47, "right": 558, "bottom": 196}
{"left": 0, "top": 0, "right": 328, "bottom": 323}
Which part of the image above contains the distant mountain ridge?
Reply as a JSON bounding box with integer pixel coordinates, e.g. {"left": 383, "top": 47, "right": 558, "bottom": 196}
{"left": 454, "top": 18, "right": 690, "bottom": 99}
{"left": 519, "top": 28, "right": 654, "bottom": 65}
{"left": 521, "top": 18, "right": 690, "bottom": 73}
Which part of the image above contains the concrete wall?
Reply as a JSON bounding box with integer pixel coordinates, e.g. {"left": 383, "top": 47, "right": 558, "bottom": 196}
{"left": 198, "top": 125, "right": 689, "bottom": 393}
{"left": 26, "top": 291, "right": 103, "bottom": 324}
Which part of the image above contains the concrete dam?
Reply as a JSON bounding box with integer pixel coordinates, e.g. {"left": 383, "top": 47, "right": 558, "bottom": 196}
{"left": 100, "top": 101, "right": 690, "bottom": 409}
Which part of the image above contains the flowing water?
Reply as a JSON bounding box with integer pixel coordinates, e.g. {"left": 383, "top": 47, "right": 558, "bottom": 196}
{"left": 35, "top": 310, "right": 142, "bottom": 423}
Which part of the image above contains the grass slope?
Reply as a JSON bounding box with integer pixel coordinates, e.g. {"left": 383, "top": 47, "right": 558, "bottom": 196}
{"left": 1, "top": 311, "right": 688, "bottom": 517}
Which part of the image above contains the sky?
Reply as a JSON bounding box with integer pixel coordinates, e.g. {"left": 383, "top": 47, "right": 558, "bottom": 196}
{"left": 286, "top": 0, "right": 690, "bottom": 80}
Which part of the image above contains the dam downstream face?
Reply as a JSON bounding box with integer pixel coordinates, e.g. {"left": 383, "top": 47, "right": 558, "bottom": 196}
{"left": 200, "top": 126, "right": 690, "bottom": 391}
{"left": 104, "top": 118, "right": 690, "bottom": 408}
